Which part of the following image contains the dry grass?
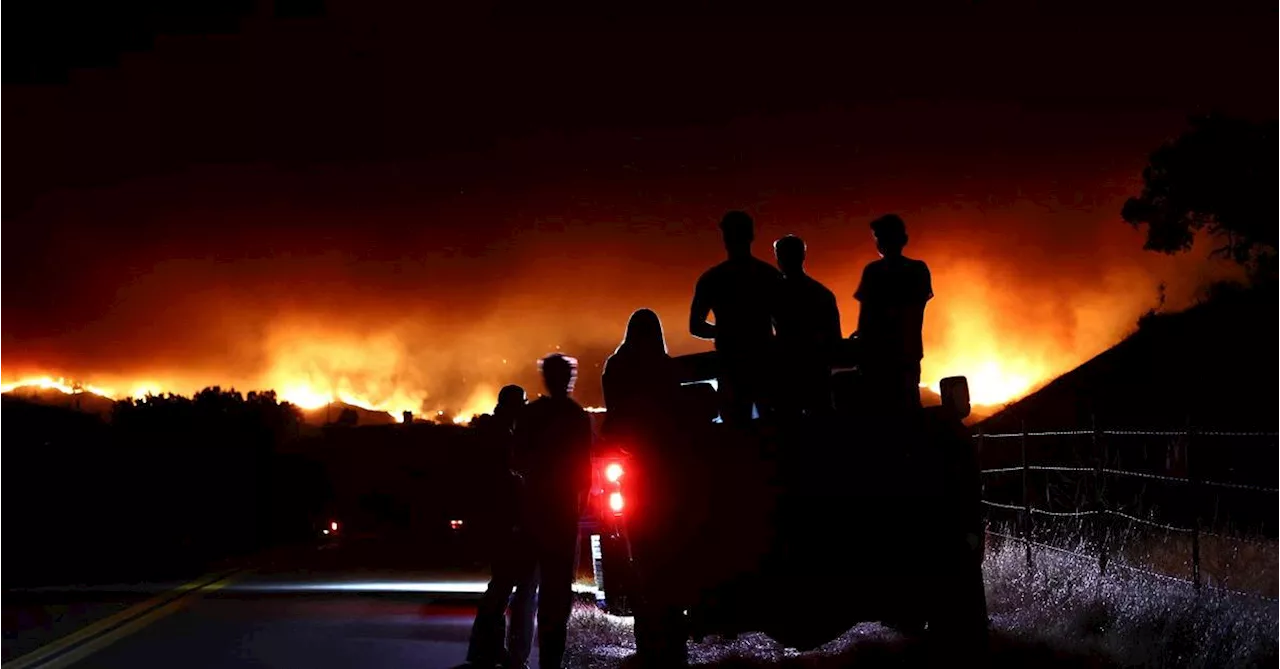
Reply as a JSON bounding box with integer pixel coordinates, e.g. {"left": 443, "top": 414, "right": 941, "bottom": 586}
{"left": 1120, "top": 529, "right": 1279, "bottom": 599}
{"left": 565, "top": 525, "right": 1278, "bottom": 668}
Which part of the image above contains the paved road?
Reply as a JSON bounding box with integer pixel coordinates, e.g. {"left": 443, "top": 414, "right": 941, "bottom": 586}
{"left": 2, "top": 536, "right": 572, "bottom": 669}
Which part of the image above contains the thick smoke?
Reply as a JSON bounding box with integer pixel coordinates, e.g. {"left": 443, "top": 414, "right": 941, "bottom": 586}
{"left": 2, "top": 34, "right": 1260, "bottom": 413}
{"left": 0, "top": 167, "right": 1238, "bottom": 415}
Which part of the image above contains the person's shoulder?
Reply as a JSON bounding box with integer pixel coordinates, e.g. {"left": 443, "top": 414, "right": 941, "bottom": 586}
{"left": 861, "top": 257, "right": 888, "bottom": 276}
{"left": 696, "top": 262, "right": 729, "bottom": 287}
{"left": 750, "top": 256, "right": 781, "bottom": 273}
{"left": 547, "top": 395, "right": 587, "bottom": 416}
{"left": 905, "top": 257, "right": 932, "bottom": 285}
{"left": 523, "top": 397, "right": 553, "bottom": 415}
{"left": 710, "top": 259, "right": 740, "bottom": 274}
{"left": 565, "top": 399, "right": 592, "bottom": 427}
{"left": 748, "top": 257, "right": 783, "bottom": 283}
{"left": 809, "top": 275, "right": 837, "bottom": 299}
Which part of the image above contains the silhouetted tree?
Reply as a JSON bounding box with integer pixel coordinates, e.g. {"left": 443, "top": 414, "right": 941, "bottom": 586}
{"left": 1122, "top": 113, "right": 1277, "bottom": 283}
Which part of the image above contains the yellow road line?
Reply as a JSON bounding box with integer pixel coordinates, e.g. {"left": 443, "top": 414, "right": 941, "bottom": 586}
{"left": 3, "top": 570, "right": 243, "bottom": 669}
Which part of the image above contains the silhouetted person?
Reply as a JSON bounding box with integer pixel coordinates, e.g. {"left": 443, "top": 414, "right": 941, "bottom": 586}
{"left": 602, "top": 309, "right": 689, "bottom": 668}
{"left": 854, "top": 214, "right": 932, "bottom": 414}
{"left": 511, "top": 354, "right": 594, "bottom": 669}
{"left": 918, "top": 402, "right": 989, "bottom": 662}
{"left": 772, "top": 235, "right": 842, "bottom": 419}
{"left": 689, "top": 211, "right": 783, "bottom": 425}
{"left": 464, "top": 385, "right": 536, "bottom": 669}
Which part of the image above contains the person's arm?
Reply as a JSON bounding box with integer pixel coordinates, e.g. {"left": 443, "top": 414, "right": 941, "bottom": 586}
{"left": 577, "top": 411, "right": 595, "bottom": 512}
{"left": 689, "top": 274, "right": 717, "bottom": 340}
{"left": 600, "top": 360, "right": 614, "bottom": 412}
{"left": 853, "top": 265, "right": 872, "bottom": 336}
{"left": 827, "top": 290, "right": 843, "bottom": 343}
{"left": 509, "top": 417, "right": 527, "bottom": 480}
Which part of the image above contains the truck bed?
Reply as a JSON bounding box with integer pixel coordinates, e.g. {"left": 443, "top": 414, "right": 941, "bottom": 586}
{"left": 666, "top": 409, "right": 975, "bottom": 649}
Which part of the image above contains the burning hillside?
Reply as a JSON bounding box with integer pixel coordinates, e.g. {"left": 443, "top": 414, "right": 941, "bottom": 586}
{"left": 4, "top": 204, "right": 1244, "bottom": 423}
{"left": 1, "top": 221, "right": 1237, "bottom": 424}
{"left": 2, "top": 110, "right": 1251, "bottom": 418}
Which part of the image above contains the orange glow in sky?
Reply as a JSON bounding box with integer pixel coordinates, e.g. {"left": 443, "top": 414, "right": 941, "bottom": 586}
{"left": 1, "top": 247, "right": 1229, "bottom": 420}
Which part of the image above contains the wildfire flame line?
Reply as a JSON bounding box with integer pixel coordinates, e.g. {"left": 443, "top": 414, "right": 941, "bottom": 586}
{"left": 0, "top": 376, "right": 132, "bottom": 401}
{"left": 0, "top": 374, "right": 610, "bottom": 425}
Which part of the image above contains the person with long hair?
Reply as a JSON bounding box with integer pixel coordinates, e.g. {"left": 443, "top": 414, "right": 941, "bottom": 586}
{"left": 602, "top": 309, "right": 679, "bottom": 443}
{"left": 602, "top": 308, "right": 689, "bottom": 668}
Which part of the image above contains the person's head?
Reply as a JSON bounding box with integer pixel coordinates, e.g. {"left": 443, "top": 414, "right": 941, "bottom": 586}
{"left": 618, "top": 308, "right": 668, "bottom": 357}
{"left": 773, "top": 234, "right": 806, "bottom": 276}
{"left": 870, "top": 214, "right": 908, "bottom": 257}
{"left": 493, "top": 384, "right": 526, "bottom": 421}
{"left": 538, "top": 353, "right": 578, "bottom": 398}
{"left": 719, "top": 210, "right": 755, "bottom": 257}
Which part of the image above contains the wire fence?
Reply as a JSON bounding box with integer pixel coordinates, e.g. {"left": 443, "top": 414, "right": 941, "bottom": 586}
{"left": 974, "top": 421, "right": 1279, "bottom": 602}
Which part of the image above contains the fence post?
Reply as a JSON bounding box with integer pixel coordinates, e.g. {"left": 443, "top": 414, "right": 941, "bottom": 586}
{"left": 1092, "top": 413, "right": 1108, "bottom": 576}
{"left": 1021, "top": 420, "right": 1032, "bottom": 573}
{"left": 1187, "top": 421, "right": 1201, "bottom": 591}
{"left": 978, "top": 424, "right": 987, "bottom": 538}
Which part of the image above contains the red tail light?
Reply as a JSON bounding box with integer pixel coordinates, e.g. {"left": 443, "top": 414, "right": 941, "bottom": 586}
{"left": 608, "top": 491, "right": 624, "bottom": 514}
{"left": 604, "top": 462, "right": 623, "bottom": 483}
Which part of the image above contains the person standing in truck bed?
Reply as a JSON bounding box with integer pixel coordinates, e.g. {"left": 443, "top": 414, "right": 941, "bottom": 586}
{"left": 853, "top": 213, "right": 933, "bottom": 415}
{"left": 772, "top": 234, "right": 842, "bottom": 419}
{"left": 689, "top": 210, "right": 783, "bottom": 426}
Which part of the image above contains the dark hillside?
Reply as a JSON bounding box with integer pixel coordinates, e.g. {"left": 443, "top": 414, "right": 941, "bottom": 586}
{"left": 979, "top": 284, "right": 1278, "bottom": 434}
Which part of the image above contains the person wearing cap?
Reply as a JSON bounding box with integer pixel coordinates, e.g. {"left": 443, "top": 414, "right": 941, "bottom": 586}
{"left": 853, "top": 214, "right": 933, "bottom": 414}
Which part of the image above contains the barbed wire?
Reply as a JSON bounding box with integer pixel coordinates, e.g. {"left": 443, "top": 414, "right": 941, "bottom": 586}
{"left": 1111, "top": 562, "right": 1279, "bottom": 602}
{"left": 1201, "top": 530, "right": 1279, "bottom": 547}
{"left": 981, "top": 500, "right": 1023, "bottom": 512}
{"left": 982, "top": 460, "right": 1277, "bottom": 502}
{"left": 1203, "top": 584, "right": 1280, "bottom": 603}
{"left": 1031, "top": 508, "right": 1097, "bottom": 518}
{"left": 982, "top": 503, "right": 1201, "bottom": 529}
{"left": 984, "top": 502, "right": 1277, "bottom": 535}
{"left": 976, "top": 429, "right": 1277, "bottom": 439}
{"left": 1099, "top": 467, "right": 1189, "bottom": 484}
{"left": 974, "top": 430, "right": 1093, "bottom": 439}
{"left": 973, "top": 426, "right": 1278, "bottom": 603}
{"left": 1100, "top": 509, "right": 1193, "bottom": 533}
{"left": 988, "top": 532, "right": 1280, "bottom": 603}
{"left": 1107, "top": 559, "right": 1194, "bottom": 584}
{"left": 983, "top": 465, "right": 1157, "bottom": 476}
{"left": 984, "top": 529, "right": 1095, "bottom": 562}
{"left": 1198, "top": 479, "right": 1279, "bottom": 494}
{"left": 1100, "top": 430, "right": 1186, "bottom": 437}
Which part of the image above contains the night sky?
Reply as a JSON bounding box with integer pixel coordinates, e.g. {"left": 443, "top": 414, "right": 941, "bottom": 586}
{"left": 4, "top": 2, "right": 1276, "bottom": 416}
